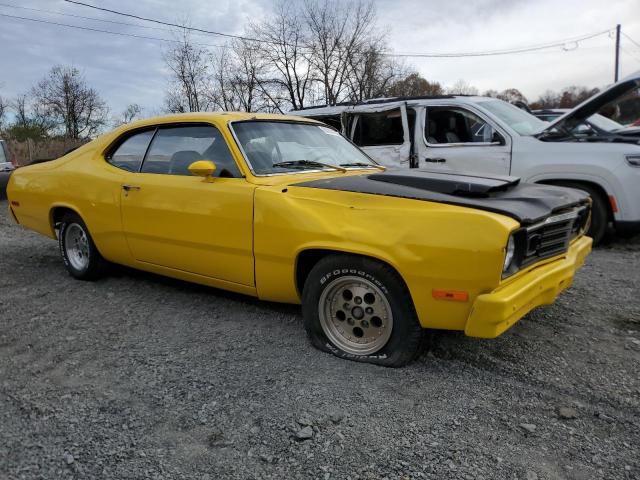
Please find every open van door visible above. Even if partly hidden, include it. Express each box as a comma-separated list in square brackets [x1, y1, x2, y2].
[347, 102, 412, 167]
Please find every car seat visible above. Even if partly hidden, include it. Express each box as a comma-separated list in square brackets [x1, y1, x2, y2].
[202, 140, 240, 178]
[426, 120, 439, 144]
[168, 150, 201, 175]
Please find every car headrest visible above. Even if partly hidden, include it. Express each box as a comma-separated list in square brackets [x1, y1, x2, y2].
[169, 150, 201, 175]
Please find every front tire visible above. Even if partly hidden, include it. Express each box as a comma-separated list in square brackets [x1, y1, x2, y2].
[302, 254, 423, 367]
[558, 182, 608, 245]
[58, 213, 104, 280]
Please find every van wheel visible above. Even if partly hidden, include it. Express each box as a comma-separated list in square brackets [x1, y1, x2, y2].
[557, 182, 608, 245]
[301, 254, 423, 367]
[58, 213, 105, 280]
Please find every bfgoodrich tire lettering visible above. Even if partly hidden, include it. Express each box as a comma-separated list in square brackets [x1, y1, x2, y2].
[58, 212, 105, 280]
[302, 254, 424, 367]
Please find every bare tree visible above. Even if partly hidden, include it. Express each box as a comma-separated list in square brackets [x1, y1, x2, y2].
[446, 79, 479, 96]
[12, 94, 30, 128]
[114, 103, 143, 127]
[31, 65, 108, 139]
[529, 86, 600, 110]
[345, 40, 404, 102]
[304, 0, 377, 105]
[251, 0, 313, 110]
[0, 95, 7, 130]
[164, 29, 213, 112]
[386, 72, 444, 97]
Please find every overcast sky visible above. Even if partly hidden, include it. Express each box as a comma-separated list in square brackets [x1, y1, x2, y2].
[1, 0, 639, 118]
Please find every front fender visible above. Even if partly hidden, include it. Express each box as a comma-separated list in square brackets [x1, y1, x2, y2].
[253, 186, 516, 330]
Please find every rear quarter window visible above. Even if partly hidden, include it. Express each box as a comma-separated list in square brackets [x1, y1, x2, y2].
[107, 130, 155, 172]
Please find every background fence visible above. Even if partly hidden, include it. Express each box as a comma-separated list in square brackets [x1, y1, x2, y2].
[5, 138, 88, 166]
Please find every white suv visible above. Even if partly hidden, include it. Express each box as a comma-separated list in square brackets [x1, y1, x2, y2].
[291, 71, 640, 244]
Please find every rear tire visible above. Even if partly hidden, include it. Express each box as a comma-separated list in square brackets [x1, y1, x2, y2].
[58, 212, 105, 280]
[301, 254, 423, 367]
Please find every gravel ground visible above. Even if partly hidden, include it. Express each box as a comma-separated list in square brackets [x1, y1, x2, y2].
[1, 198, 639, 480]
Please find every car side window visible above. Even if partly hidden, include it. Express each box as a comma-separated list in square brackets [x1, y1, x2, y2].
[352, 109, 404, 146]
[425, 107, 498, 145]
[141, 125, 241, 178]
[108, 130, 155, 172]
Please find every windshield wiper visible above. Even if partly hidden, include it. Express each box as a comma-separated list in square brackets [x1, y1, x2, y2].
[339, 162, 386, 171]
[272, 160, 347, 172]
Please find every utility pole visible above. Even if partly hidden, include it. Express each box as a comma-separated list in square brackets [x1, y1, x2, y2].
[614, 24, 621, 82]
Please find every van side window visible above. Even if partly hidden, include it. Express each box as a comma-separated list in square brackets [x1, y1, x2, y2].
[107, 130, 155, 172]
[425, 107, 496, 145]
[352, 109, 404, 146]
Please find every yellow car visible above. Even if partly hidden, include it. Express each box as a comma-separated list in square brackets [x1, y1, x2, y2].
[6, 113, 592, 366]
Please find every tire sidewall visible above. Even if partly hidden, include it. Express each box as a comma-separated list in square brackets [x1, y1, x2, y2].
[58, 215, 99, 279]
[302, 257, 421, 366]
[587, 194, 607, 244]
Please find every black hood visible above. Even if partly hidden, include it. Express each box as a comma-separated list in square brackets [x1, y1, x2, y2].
[292, 169, 590, 225]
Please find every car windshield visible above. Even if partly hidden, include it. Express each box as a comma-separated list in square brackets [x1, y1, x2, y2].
[479, 99, 547, 136]
[231, 121, 376, 175]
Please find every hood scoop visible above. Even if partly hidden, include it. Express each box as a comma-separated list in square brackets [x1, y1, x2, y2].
[369, 170, 521, 197]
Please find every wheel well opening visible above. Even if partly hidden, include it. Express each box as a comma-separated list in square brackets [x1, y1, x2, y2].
[295, 249, 334, 296]
[294, 249, 407, 298]
[537, 179, 613, 220]
[50, 207, 77, 233]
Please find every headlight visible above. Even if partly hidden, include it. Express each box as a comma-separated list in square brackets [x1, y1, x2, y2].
[503, 235, 515, 272]
[626, 154, 640, 167]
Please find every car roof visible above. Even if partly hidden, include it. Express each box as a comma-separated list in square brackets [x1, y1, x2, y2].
[289, 95, 497, 116]
[119, 111, 322, 130]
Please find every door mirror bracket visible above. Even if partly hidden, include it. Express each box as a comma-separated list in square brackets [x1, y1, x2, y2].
[491, 132, 506, 146]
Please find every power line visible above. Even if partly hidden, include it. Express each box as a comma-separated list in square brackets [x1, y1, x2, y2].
[63, 0, 266, 44]
[620, 46, 640, 64]
[62, 0, 615, 59]
[622, 31, 640, 50]
[0, 4, 618, 62]
[385, 28, 613, 58]
[0, 2, 176, 34]
[0, 12, 228, 49]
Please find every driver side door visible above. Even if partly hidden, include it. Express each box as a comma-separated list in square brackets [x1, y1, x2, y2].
[419, 105, 511, 175]
[113, 123, 255, 286]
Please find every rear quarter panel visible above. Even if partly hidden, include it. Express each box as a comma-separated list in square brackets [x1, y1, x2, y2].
[7, 138, 131, 264]
[254, 185, 517, 330]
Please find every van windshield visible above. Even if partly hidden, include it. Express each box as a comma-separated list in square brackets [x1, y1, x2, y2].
[479, 99, 547, 136]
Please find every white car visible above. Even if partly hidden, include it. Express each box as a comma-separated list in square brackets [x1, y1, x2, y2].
[291, 71, 640, 243]
[0, 140, 15, 173]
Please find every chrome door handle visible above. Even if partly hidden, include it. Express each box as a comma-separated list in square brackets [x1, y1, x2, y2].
[424, 157, 446, 163]
[122, 184, 141, 191]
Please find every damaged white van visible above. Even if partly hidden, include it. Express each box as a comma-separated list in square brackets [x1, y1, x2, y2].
[291, 71, 640, 244]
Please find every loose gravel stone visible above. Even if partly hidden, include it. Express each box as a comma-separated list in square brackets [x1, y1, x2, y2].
[0, 198, 639, 479]
[557, 406, 578, 419]
[519, 423, 537, 433]
[295, 426, 314, 441]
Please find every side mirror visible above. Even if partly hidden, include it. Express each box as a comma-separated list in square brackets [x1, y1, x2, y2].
[491, 131, 506, 146]
[188, 160, 217, 178]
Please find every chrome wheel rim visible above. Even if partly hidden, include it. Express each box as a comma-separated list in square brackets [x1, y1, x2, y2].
[319, 276, 393, 355]
[65, 223, 90, 271]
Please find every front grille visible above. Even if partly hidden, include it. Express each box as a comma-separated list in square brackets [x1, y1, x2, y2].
[521, 205, 590, 266]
